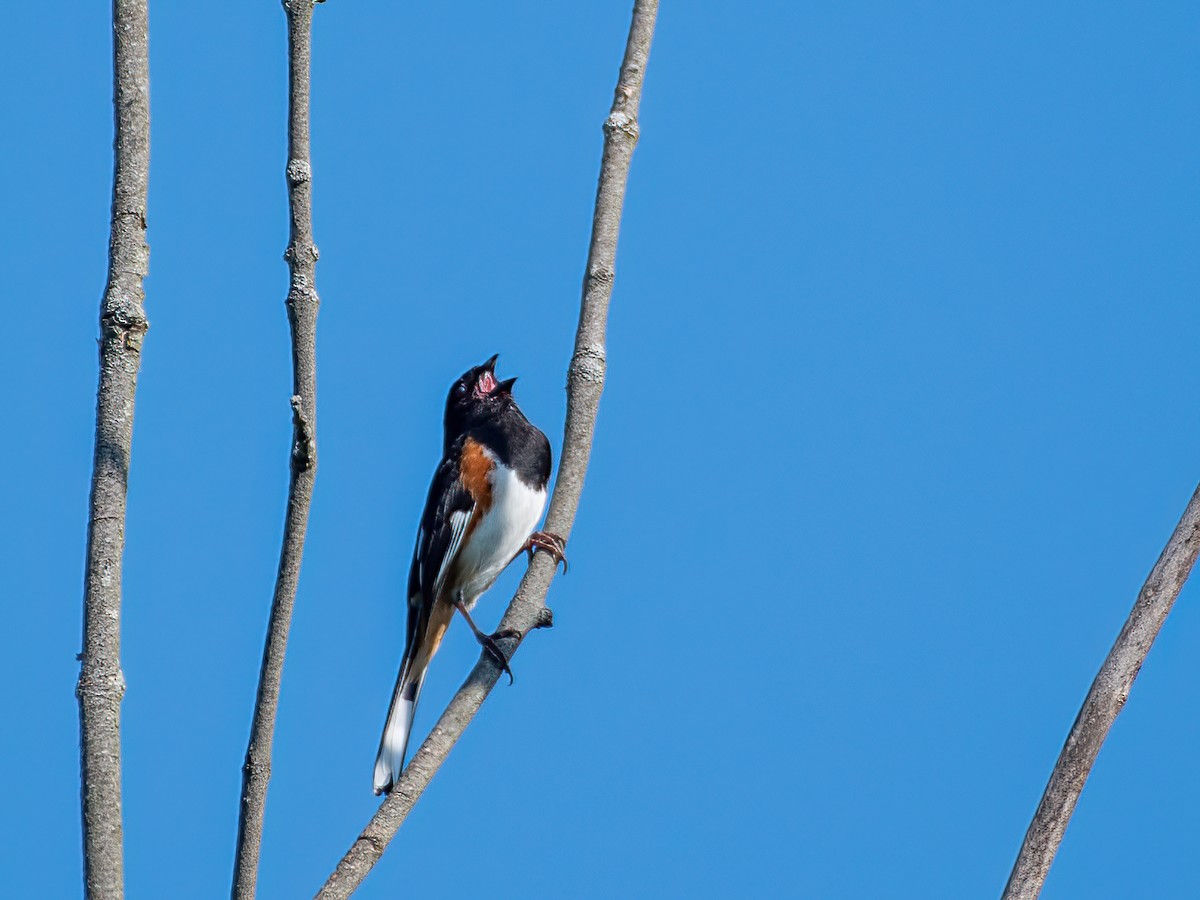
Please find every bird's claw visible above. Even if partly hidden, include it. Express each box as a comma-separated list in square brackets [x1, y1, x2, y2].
[478, 631, 515, 685]
[524, 530, 568, 574]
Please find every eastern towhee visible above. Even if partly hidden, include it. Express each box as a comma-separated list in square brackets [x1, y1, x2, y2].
[373, 355, 566, 795]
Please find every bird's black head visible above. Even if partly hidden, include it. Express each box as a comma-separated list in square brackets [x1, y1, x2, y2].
[443, 354, 518, 438]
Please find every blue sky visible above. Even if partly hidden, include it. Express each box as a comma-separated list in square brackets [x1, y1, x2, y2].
[3, 2, 1198, 897]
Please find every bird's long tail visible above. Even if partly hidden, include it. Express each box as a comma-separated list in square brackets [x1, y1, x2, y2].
[373, 601, 453, 795]
[372, 662, 427, 795]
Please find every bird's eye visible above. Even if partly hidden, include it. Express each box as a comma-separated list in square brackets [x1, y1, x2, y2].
[454, 382, 467, 397]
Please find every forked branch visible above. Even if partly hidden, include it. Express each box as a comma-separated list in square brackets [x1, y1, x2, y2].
[314, 2, 660, 896]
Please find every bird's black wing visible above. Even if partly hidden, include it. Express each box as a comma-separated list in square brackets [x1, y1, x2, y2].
[400, 447, 476, 672]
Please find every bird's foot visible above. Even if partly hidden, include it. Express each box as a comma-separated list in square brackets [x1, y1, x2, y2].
[477, 630, 516, 685]
[524, 531, 568, 574]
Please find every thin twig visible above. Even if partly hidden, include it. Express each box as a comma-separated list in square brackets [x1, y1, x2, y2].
[1002, 483, 1200, 899]
[77, 2, 150, 897]
[314, 2, 659, 896]
[231, 2, 322, 898]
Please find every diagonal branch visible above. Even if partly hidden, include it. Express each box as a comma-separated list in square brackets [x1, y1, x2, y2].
[314, 2, 660, 896]
[1002, 483, 1200, 899]
[77, 1, 150, 897]
[232, 2, 322, 898]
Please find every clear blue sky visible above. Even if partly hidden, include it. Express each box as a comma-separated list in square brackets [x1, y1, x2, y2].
[3, 2, 1198, 897]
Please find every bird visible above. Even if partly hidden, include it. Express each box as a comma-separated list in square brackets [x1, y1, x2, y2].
[373, 354, 566, 795]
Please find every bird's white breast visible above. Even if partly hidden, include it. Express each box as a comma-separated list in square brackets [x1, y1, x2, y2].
[456, 451, 546, 605]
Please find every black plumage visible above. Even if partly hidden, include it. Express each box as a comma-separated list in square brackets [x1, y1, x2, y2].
[373, 356, 563, 795]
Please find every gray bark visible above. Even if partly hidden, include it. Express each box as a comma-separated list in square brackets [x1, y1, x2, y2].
[313, 2, 659, 897]
[231, 2, 322, 898]
[77, 2, 150, 897]
[1002, 483, 1200, 899]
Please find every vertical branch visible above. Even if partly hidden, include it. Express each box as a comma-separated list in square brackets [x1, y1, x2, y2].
[77, 1, 150, 897]
[314, 2, 659, 897]
[1002, 484, 1200, 899]
[232, 2, 321, 898]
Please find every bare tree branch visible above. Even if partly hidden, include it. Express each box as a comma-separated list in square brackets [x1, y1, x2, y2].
[77, 2, 150, 897]
[1002, 483, 1200, 899]
[232, 2, 322, 897]
[314, 2, 659, 896]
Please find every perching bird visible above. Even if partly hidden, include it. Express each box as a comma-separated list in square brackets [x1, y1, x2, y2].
[373, 355, 566, 795]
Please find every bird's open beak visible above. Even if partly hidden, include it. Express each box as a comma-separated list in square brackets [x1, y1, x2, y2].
[473, 356, 504, 397]
[494, 376, 517, 395]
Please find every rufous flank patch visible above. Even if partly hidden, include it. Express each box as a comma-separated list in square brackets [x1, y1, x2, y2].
[460, 437, 494, 514]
